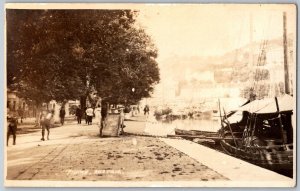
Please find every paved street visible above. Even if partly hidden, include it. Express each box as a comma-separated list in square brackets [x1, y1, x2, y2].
[6, 115, 227, 181]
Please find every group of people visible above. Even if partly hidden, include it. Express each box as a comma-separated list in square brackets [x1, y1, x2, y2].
[7, 103, 151, 146]
[74, 103, 124, 137]
[74, 103, 110, 136]
[128, 105, 150, 116]
[75, 106, 96, 125]
[38, 105, 92, 142]
[7, 108, 55, 145]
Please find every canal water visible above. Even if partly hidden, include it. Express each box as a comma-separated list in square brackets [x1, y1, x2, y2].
[144, 115, 221, 136]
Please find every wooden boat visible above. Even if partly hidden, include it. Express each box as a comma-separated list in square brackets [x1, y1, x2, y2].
[174, 128, 218, 137]
[219, 95, 293, 174]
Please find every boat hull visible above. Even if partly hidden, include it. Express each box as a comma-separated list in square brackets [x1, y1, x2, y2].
[175, 128, 218, 137]
[220, 139, 293, 173]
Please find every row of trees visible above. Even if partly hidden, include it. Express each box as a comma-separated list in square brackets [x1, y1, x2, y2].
[7, 9, 160, 110]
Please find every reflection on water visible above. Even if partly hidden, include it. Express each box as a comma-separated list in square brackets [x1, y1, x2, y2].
[144, 115, 221, 136]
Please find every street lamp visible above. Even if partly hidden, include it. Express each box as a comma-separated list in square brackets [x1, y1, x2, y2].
[131, 87, 135, 117]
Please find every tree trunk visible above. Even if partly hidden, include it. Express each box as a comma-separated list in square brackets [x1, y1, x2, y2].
[80, 96, 86, 109]
[35, 102, 42, 126]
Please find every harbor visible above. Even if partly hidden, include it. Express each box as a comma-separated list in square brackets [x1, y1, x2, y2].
[5, 4, 296, 188]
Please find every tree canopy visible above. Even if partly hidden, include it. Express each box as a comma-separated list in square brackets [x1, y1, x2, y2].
[7, 9, 160, 106]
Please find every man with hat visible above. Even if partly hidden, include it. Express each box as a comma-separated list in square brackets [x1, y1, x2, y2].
[7, 115, 18, 146]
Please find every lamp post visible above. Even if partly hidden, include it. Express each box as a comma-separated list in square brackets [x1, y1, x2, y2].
[131, 88, 135, 117]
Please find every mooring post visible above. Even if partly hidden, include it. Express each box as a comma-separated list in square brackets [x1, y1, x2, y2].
[275, 97, 286, 144]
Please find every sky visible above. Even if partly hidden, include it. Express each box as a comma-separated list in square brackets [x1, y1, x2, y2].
[137, 4, 296, 63]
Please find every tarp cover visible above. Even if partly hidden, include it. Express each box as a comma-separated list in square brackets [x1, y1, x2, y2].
[237, 94, 293, 114]
[226, 110, 244, 124]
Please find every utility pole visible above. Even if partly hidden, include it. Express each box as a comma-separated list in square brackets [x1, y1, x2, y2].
[283, 12, 290, 95]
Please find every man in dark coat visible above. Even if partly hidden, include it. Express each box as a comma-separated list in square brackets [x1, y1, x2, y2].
[59, 107, 66, 125]
[75, 106, 82, 124]
[7, 116, 17, 146]
[144, 105, 150, 115]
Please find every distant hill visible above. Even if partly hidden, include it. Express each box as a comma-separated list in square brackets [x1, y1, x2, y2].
[159, 33, 294, 86]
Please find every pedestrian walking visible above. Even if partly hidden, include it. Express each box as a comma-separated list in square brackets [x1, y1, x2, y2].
[40, 110, 54, 141]
[119, 108, 126, 135]
[86, 107, 94, 125]
[17, 108, 24, 123]
[94, 105, 101, 125]
[59, 107, 66, 125]
[132, 105, 138, 116]
[7, 115, 17, 146]
[144, 105, 150, 115]
[75, 106, 82, 124]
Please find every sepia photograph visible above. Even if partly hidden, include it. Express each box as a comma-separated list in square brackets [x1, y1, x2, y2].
[4, 3, 296, 187]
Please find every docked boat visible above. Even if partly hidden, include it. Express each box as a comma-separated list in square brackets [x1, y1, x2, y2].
[174, 128, 218, 137]
[219, 95, 293, 173]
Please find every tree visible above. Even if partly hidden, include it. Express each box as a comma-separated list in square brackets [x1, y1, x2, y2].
[7, 10, 87, 106]
[7, 9, 160, 109]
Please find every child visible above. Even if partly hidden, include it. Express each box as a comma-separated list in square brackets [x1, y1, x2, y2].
[86, 107, 94, 125]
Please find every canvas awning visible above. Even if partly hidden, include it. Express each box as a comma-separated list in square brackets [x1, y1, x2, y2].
[237, 94, 293, 114]
[226, 110, 244, 124]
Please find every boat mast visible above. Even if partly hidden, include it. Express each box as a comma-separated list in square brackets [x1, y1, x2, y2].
[283, 12, 290, 95]
[249, 13, 253, 67]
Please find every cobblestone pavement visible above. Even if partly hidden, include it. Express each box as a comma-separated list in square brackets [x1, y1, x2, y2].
[6, 117, 228, 181]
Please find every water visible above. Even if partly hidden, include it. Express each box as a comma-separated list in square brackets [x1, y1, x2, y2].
[144, 115, 221, 136]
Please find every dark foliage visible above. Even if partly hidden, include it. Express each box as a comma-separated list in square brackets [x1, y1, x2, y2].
[7, 9, 160, 106]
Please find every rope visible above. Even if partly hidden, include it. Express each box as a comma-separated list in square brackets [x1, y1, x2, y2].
[251, 13, 277, 100]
